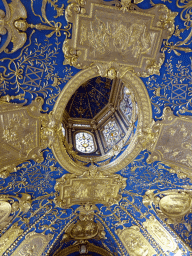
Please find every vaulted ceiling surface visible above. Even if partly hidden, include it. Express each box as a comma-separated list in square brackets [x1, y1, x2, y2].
[0, 0, 192, 256]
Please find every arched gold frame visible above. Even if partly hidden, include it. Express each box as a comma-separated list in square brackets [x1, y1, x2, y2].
[54, 243, 113, 256]
[52, 66, 152, 175]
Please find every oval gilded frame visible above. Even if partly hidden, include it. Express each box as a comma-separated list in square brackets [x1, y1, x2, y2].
[52, 66, 152, 175]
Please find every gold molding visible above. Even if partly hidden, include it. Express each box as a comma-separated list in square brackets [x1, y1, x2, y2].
[143, 216, 178, 253]
[52, 66, 152, 175]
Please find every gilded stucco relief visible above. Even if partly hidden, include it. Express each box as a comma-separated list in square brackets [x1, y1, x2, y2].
[0, 0, 192, 255]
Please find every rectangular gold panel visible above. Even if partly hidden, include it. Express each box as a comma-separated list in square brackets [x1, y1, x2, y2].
[117, 226, 156, 256]
[64, 0, 177, 76]
[55, 173, 126, 207]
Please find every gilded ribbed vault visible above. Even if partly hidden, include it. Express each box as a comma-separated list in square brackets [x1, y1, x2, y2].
[0, 0, 192, 255]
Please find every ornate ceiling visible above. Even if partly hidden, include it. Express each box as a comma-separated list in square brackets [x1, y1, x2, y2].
[0, 0, 192, 255]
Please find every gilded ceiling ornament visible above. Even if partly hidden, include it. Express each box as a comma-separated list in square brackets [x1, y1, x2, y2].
[147, 107, 192, 181]
[54, 166, 127, 208]
[63, 0, 177, 77]
[143, 216, 180, 253]
[161, 0, 192, 55]
[0, 0, 27, 54]
[0, 223, 23, 255]
[143, 189, 192, 226]
[0, 193, 31, 231]
[11, 231, 53, 256]
[52, 67, 152, 175]
[116, 226, 156, 256]
[0, 96, 60, 178]
[62, 204, 106, 241]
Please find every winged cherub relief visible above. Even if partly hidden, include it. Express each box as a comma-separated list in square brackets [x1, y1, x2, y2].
[0, 0, 28, 54]
[0, 0, 69, 54]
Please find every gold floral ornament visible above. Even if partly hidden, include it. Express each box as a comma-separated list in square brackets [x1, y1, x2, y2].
[54, 165, 127, 208]
[0, 96, 58, 178]
[63, 0, 177, 77]
[146, 107, 192, 181]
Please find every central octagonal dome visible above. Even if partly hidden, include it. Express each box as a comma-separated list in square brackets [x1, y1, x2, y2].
[62, 76, 138, 165]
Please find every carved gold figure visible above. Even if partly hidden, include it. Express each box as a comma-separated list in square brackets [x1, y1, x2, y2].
[0, 0, 69, 54]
